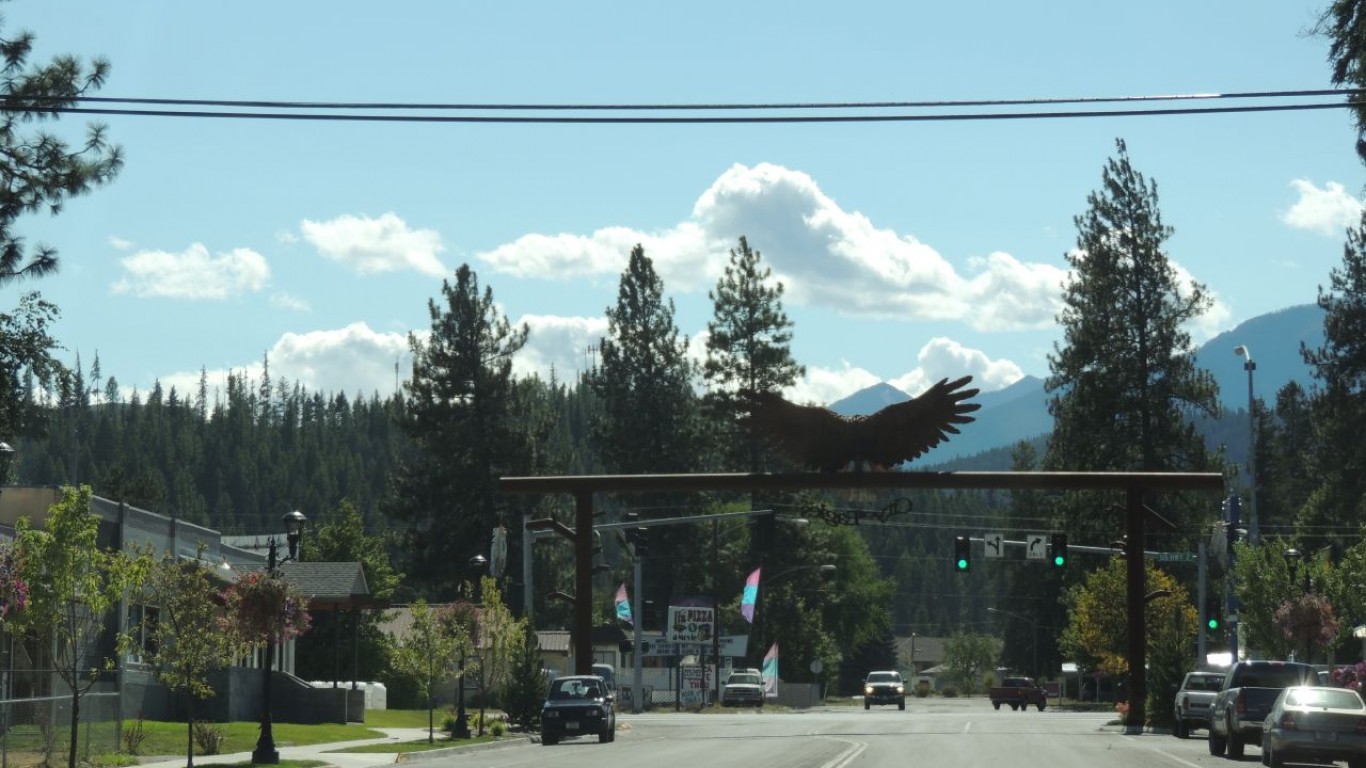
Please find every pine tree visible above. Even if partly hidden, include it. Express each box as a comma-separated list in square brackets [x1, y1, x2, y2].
[1318, 1, 1366, 165]
[388, 264, 529, 597]
[1043, 139, 1221, 543]
[703, 236, 804, 471]
[0, 14, 122, 284]
[1298, 210, 1366, 551]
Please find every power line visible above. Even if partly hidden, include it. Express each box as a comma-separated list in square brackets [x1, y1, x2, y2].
[42, 101, 1348, 124]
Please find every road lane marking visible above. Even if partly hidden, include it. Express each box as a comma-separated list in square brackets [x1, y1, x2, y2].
[815, 737, 867, 768]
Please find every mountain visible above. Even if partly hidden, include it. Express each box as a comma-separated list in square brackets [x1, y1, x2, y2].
[825, 303, 1326, 467]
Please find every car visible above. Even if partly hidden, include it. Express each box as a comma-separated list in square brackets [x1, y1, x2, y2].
[864, 670, 906, 710]
[1172, 670, 1225, 738]
[721, 670, 765, 707]
[1261, 685, 1366, 768]
[540, 674, 616, 746]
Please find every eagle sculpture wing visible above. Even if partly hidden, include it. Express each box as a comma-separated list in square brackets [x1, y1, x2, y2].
[744, 376, 980, 472]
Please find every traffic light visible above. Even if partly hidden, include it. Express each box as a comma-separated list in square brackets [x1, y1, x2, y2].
[1205, 592, 1222, 632]
[623, 512, 648, 556]
[954, 536, 971, 572]
[1050, 534, 1068, 567]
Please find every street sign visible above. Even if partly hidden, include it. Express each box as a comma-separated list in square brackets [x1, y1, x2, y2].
[984, 532, 1004, 559]
[642, 634, 749, 658]
[1156, 551, 1197, 562]
[666, 606, 715, 643]
[1026, 534, 1047, 560]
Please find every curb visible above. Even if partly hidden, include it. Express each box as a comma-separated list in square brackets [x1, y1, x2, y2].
[395, 736, 534, 762]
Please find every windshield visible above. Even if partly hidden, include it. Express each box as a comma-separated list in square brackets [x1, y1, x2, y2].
[1286, 687, 1364, 709]
[867, 672, 901, 683]
[548, 679, 604, 700]
[728, 674, 762, 686]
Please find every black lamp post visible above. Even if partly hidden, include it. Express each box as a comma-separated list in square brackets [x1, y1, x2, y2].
[452, 554, 487, 739]
[251, 510, 307, 765]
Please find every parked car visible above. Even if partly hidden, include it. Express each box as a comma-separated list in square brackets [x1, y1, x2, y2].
[721, 670, 765, 707]
[540, 674, 616, 746]
[1172, 670, 1225, 738]
[1208, 660, 1318, 759]
[989, 676, 1047, 712]
[1262, 685, 1366, 768]
[863, 670, 906, 710]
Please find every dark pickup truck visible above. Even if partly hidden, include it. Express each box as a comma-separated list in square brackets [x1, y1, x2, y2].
[990, 676, 1048, 711]
[1208, 660, 1318, 759]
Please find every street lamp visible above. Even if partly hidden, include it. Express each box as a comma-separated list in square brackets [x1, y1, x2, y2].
[252, 510, 307, 765]
[452, 554, 487, 739]
[988, 607, 1038, 678]
[1234, 345, 1258, 544]
[1283, 548, 1311, 594]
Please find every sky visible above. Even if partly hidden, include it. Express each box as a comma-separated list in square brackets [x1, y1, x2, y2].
[6, 1, 1364, 407]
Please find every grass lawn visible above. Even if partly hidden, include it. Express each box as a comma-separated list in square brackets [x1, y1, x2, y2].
[358, 709, 448, 728]
[330, 734, 503, 754]
[127, 720, 386, 757]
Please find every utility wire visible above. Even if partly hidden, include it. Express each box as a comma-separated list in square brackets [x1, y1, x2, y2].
[28, 86, 1366, 111]
[40, 101, 1349, 124]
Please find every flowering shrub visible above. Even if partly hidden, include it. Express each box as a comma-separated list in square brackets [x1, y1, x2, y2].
[223, 569, 310, 643]
[1272, 594, 1340, 651]
[1115, 701, 1130, 719]
[1333, 662, 1366, 691]
[0, 547, 27, 620]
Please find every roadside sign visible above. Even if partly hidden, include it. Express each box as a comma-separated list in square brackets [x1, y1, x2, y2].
[680, 667, 706, 707]
[1156, 551, 1197, 562]
[984, 532, 1004, 559]
[1026, 534, 1047, 560]
[666, 606, 715, 643]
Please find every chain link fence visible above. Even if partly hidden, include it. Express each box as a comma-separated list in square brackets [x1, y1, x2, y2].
[0, 691, 120, 768]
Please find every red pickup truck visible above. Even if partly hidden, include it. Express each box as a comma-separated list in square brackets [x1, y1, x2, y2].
[990, 676, 1048, 711]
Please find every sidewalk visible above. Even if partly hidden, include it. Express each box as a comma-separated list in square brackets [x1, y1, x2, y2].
[135, 727, 528, 768]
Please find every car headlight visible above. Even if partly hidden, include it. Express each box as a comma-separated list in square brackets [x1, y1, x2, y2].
[896, 685, 904, 693]
[864, 686, 874, 694]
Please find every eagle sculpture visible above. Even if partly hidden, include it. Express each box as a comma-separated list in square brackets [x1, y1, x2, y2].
[743, 376, 981, 472]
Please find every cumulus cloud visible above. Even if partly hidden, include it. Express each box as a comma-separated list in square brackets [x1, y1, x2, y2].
[476, 163, 1067, 330]
[888, 337, 1025, 397]
[513, 314, 610, 381]
[300, 212, 446, 277]
[271, 292, 311, 312]
[108, 236, 133, 251]
[112, 243, 269, 299]
[1282, 180, 1363, 236]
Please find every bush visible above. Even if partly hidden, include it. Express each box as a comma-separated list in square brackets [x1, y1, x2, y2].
[489, 718, 507, 737]
[192, 721, 225, 756]
[914, 682, 932, 698]
[121, 714, 147, 755]
[940, 686, 959, 698]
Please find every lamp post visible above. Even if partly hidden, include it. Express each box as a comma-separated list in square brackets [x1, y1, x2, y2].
[987, 607, 1038, 678]
[252, 510, 307, 765]
[1234, 345, 1258, 544]
[453, 554, 487, 740]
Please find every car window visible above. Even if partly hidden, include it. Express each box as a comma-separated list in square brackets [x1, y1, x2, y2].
[1243, 667, 1317, 688]
[728, 674, 761, 686]
[866, 672, 899, 683]
[1186, 674, 1224, 691]
[1286, 687, 1364, 709]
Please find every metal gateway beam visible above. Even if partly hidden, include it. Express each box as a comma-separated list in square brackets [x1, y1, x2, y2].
[500, 470, 1224, 726]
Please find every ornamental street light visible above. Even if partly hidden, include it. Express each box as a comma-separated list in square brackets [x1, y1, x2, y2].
[251, 510, 307, 765]
[452, 554, 487, 739]
[1234, 345, 1258, 544]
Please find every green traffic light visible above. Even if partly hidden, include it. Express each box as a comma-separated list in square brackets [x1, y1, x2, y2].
[956, 558, 968, 570]
[1053, 555, 1065, 567]
[1207, 618, 1220, 630]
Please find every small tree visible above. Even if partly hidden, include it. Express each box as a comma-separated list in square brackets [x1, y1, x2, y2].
[942, 632, 999, 695]
[131, 554, 239, 768]
[390, 600, 460, 743]
[502, 632, 544, 731]
[13, 486, 150, 768]
[470, 577, 523, 735]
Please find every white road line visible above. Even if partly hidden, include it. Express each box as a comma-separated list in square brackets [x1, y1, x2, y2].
[816, 737, 868, 768]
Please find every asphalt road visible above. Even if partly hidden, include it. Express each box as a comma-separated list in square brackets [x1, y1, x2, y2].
[403, 697, 1279, 768]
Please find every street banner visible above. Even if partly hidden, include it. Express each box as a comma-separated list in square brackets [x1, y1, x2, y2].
[762, 642, 779, 699]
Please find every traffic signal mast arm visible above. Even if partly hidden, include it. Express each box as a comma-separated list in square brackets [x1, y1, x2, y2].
[966, 535, 1164, 558]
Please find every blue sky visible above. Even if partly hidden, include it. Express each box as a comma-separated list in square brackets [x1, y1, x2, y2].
[7, 1, 1362, 407]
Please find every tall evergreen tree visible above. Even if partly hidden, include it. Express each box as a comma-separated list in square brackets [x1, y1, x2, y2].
[589, 245, 706, 603]
[1043, 139, 1221, 544]
[388, 264, 529, 598]
[1318, 0, 1366, 166]
[702, 236, 804, 471]
[1298, 210, 1366, 551]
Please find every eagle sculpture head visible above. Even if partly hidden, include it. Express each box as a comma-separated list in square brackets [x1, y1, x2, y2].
[742, 376, 981, 472]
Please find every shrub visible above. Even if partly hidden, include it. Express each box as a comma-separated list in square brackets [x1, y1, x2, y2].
[940, 686, 959, 698]
[192, 721, 225, 756]
[121, 714, 147, 755]
[914, 682, 932, 698]
[490, 719, 507, 737]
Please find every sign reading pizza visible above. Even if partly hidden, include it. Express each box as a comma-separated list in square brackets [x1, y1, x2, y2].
[666, 606, 715, 644]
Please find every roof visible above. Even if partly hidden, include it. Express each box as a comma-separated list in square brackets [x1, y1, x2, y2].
[278, 561, 377, 609]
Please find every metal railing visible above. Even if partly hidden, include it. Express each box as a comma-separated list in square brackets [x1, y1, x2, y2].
[0, 692, 120, 768]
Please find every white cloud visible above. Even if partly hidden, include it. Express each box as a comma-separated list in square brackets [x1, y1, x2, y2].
[108, 236, 133, 251]
[888, 337, 1025, 397]
[513, 314, 610, 381]
[300, 212, 446, 277]
[476, 163, 1067, 330]
[1282, 180, 1363, 236]
[112, 243, 269, 300]
[271, 292, 311, 312]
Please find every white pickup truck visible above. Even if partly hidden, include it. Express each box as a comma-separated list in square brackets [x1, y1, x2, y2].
[1172, 670, 1225, 738]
